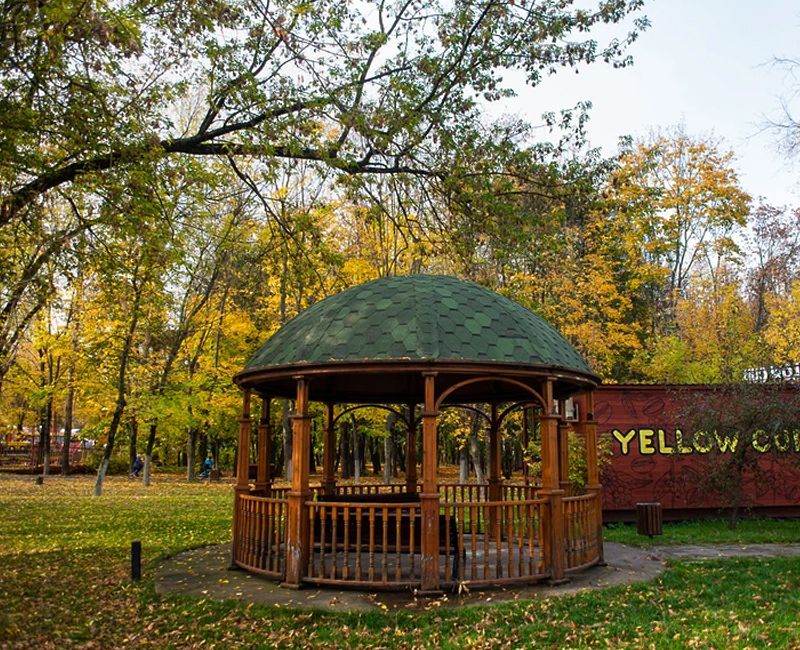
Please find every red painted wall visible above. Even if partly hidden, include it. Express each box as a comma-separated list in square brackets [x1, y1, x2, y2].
[594, 385, 800, 519]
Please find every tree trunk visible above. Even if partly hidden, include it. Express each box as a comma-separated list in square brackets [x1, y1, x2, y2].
[352, 415, 361, 483]
[371, 436, 382, 475]
[94, 386, 128, 496]
[143, 423, 157, 486]
[728, 464, 745, 530]
[282, 399, 292, 481]
[61, 368, 74, 475]
[469, 413, 486, 484]
[339, 420, 352, 480]
[40, 400, 52, 476]
[128, 417, 138, 475]
[94, 264, 145, 496]
[459, 445, 469, 483]
[200, 432, 209, 467]
[502, 438, 513, 479]
[383, 412, 397, 484]
[187, 428, 198, 481]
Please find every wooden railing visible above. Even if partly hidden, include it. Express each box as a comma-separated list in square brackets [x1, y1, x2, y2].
[501, 483, 539, 501]
[439, 483, 487, 503]
[334, 483, 415, 496]
[233, 494, 287, 578]
[266, 481, 541, 502]
[233, 482, 595, 588]
[305, 500, 424, 587]
[563, 493, 601, 571]
[442, 499, 548, 585]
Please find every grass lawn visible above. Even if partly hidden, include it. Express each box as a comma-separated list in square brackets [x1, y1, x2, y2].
[3, 474, 800, 649]
[604, 517, 800, 546]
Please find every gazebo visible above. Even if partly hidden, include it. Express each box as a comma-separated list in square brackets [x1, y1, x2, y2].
[231, 275, 603, 593]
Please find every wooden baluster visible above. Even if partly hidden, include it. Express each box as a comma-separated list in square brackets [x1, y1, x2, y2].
[395, 506, 402, 582]
[330, 505, 339, 580]
[470, 504, 478, 581]
[444, 506, 451, 582]
[508, 503, 516, 578]
[277, 500, 285, 573]
[269, 501, 276, 573]
[368, 508, 376, 582]
[566, 501, 573, 569]
[240, 499, 248, 566]
[381, 506, 389, 584]
[580, 501, 587, 565]
[266, 502, 275, 572]
[483, 504, 490, 580]
[457, 508, 465, 582]
[408, 507, 416, 581]
[262, 502, 269, 571]
[320, 505, 329, 579]
[277, 501, 285, 574]
[261, 501, 269, 570]
[306, 505, 315, 579]
[355, 506, 363, 582]
[575, 502, 580, 566]
[504, 503, 512, 578]
[256, 501, 264, 570]
[572, 501, 578, 567]
[515, 502, 523, 578]
[250, 500, 257, 568]
[342, 505, 350, 580]
[245, 499, 253, 567]
[525, 502, 534, 577]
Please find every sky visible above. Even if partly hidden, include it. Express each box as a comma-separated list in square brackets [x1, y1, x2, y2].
[508, 0, 800, 208]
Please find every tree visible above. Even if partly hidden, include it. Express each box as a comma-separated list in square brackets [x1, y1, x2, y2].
[0, 195, 89, 392]
[637, 271, 758, 384]
[763, 280, 800, 365]
[677, 383, 800, 529]
[607, 128, 751, 334]
[131, 162, 250, 485]
[1, 0, 647, 229]
[745, 204, 800, 332]
[1, 1, 649, 388]
[77, 181, 174, 495]
[768, 55, 800, 159]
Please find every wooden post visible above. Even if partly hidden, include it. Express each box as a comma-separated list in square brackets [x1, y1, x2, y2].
[255, 396, 271, 496]
[405, 403, 418, 493]
[230, 388, 252, 569]
[558, 401, 572, 496]
[538, 379, 567, 583]
[488, 403, 501, 499]
[522, 406, 530, 484]
[487, 403, 502, 544]
[322, 403, 337, 496]
[282, 377, 312, 589]
[583, 391, 604, 563]
[419, 372, 441, 594]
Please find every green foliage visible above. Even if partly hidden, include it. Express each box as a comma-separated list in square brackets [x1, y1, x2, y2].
[526, 429, 612, 493]
[85, 448, 130, 475]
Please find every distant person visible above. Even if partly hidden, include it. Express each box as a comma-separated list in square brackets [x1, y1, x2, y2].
[130, 455, 144, 478]
[201, 456, 214, 479]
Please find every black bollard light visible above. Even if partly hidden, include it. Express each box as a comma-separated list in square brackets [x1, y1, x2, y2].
[131, 540, 141, 581]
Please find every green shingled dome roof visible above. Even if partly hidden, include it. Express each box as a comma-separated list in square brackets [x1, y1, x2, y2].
[243, 275, 593, 374]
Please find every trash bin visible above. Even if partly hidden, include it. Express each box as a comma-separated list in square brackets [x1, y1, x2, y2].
[636, 502, 663, 538]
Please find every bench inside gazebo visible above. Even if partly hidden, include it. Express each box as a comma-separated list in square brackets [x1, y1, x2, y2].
[230, 275, 604, 594]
